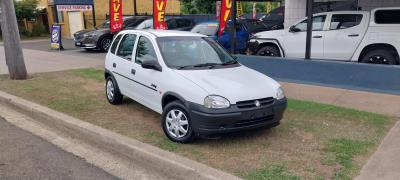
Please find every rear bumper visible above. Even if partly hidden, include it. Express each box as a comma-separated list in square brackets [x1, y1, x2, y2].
[188, 98, 287, 136]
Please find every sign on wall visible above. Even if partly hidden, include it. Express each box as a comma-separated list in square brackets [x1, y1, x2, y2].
[54, 0, 94, 5]
[218, 0, 232, 37]
[50, 25, 62, 50]
[153, 0, 167, 30]
[110, 0, 123, 33]
[56, 5, 92, 11]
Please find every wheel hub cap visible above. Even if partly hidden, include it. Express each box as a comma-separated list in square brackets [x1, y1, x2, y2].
[106, 80, 114, 100]
[166, 109, 189, 138]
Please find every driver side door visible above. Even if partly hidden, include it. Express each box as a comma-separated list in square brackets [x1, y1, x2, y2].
[281, 15, 327, 59]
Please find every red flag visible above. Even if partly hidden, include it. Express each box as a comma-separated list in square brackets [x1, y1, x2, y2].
[153, 0, 167, 30]
[110, 0, 123, 33]
[252, 3, 257, 19]
[218, 0, 232, 37]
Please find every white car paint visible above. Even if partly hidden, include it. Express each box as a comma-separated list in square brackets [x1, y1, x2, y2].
[251, 7, 400, 62]
[105, 30, 283, 114]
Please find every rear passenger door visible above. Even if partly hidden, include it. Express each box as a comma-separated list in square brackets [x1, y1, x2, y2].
[324, 13, 367, 60]
[111, 33, 139, 99]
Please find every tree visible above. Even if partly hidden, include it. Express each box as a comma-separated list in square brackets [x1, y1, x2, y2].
[14, 0, 39, 21]
[181, 0, 216, 14]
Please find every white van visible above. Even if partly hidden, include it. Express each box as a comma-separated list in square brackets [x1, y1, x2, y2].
[105, 30, 287, 143]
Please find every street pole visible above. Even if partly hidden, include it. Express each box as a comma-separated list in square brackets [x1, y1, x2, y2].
[305, 0, 314, 60]
[230, 0, 237, 54]
[133, 0, 137, 16]
[0, 0, 28, 80]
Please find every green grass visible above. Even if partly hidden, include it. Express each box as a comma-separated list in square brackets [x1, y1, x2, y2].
[325, 138, 373, 180]
[72, 68, 104, 82]
[0, 69, 395, 180]
[239, 166, 301, 180]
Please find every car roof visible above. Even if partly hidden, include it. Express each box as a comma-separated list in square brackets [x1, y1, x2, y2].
[121, 30, 207, 38]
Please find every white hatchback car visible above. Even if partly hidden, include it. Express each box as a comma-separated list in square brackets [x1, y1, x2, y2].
[105, 30, 287, 143]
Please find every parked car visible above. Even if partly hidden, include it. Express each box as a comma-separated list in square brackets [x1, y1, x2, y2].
[260, 6, 285, 31]
[248, 7, 400, 65]
[191, 19, 272, 53]
[74, 16, 195, 52]
[104, 30, 287, 143]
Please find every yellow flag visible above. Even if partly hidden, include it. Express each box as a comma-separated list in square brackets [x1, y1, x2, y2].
[237, 1, 243, 17]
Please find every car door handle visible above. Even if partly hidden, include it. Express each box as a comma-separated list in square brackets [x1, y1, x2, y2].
[112, 63, 116, 68]
[348, 34, 359, 37]
[131, 69, 136, 75]
[312, 35, 323, 38]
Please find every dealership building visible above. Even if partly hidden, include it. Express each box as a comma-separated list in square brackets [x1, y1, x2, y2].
[284, 0, 400, 28]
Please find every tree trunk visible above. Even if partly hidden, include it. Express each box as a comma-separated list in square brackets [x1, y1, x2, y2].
[0, 0, 28, 80]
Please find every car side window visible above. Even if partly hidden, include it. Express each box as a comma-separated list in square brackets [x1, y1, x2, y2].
[110, 34, 123, 54]
[167, 19, 177, 29]
[176, 19, 191, 28]
[135, 36, 157, 64]
[295, 15, 326, 31]
[116, 34, 137, 60]
[330, 14, 363, 30]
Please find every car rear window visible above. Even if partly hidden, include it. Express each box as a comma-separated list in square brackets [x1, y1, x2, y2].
[375, 10, 400, 24]
[191, 24, 218, 36]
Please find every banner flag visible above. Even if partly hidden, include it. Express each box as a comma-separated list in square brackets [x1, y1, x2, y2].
[153, 0, 167, 30]
[218, 0, 232, 37]
[110, 0, 123, 33]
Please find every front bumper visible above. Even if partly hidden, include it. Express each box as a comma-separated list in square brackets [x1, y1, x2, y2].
[247, 38, 260, 55]
[188, 98, 287, 136]
[74, 37, 98, 49]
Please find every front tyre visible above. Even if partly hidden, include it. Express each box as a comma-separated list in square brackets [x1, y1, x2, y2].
[257, 46, 281, 57]
[106, 76, 123, 105]
[99, 37, 112, 52]
[162, 101, 194, 143]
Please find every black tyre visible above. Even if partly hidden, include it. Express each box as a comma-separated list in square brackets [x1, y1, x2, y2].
[105, 76, 123, 105]
[162, 101, 195, 143]
[257, 46, 281, 57]
[99, 37, 112, 52]
[361, 49, 397, 65]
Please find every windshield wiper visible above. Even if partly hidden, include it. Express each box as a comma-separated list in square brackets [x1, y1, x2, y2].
[194, 63, 221, 69]
[222, 60, 238, 65]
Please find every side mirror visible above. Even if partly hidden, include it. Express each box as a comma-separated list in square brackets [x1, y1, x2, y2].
[289, 26, 301, 33]
[141, 60, 162, 71]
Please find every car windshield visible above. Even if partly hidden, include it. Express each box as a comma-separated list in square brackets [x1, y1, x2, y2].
[190, 24, 218, 36]
[98, 21, 110, 29]
[157, 36, 237, 69]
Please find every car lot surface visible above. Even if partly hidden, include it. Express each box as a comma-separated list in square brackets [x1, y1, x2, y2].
[0, 117, 117, 180]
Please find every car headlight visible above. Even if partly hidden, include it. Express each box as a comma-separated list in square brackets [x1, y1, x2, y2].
[276, 87, 285, 100]
[204, 95, 230, 109]
[84, 33, 97, 38]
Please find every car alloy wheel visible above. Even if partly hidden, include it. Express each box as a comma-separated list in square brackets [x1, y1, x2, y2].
[260, 50, 275, 56]
[102, 38, 112, 51]
[368, 55, 389, 64]
[106, 79, 114, 101]
[165, 109, 189, 138]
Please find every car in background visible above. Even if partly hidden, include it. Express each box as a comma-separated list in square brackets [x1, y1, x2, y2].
[191, 19, 271, 53]
[248, 8, 400, 65]
[74, 16, 195, 51]
[259, 6, 285, 31]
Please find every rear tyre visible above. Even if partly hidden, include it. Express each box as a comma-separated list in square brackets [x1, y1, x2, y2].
[162, 101, 195, 143]
[99, 37, 112, 52]
[257, 46, 281, 57]
[361, 49, 397, 65]
[106, 76, 123, 105]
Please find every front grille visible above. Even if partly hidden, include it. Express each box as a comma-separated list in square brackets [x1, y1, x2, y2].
[236, 97, 274, 109]
[235, 115, 274, 127]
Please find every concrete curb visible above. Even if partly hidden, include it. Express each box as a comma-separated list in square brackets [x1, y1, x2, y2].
[0, 91, 241, 180]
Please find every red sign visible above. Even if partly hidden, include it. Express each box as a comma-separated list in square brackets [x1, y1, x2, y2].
[153, 0, 167, 30]
[218, 0, 232, 37]
[110, 0, 123, 33]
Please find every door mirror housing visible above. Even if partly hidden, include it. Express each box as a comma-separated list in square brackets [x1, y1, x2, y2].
[141, 60, 162, 71]
[289, 26, 301, 33]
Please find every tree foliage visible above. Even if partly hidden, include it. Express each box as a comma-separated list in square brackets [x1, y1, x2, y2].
[14, 0, 39, 20]
[181, 0, 216, 14]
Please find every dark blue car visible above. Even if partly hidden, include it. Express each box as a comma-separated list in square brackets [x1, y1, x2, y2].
[191, 19, 270, 53]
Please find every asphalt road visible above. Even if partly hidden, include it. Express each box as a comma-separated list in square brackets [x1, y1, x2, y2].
[0, 117, 118, 180]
